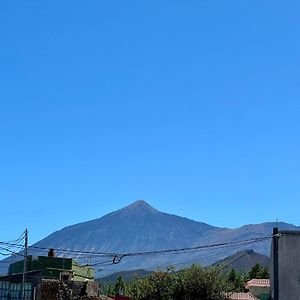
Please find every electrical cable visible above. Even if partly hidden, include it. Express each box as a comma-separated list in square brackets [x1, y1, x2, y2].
[0, 234, 272, 267]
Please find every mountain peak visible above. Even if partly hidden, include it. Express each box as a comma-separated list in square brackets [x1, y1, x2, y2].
[124, 200, 157, 212]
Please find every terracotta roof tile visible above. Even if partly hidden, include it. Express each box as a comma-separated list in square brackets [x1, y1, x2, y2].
[246, 278, 270, 288]
[229, 292, 259, 300]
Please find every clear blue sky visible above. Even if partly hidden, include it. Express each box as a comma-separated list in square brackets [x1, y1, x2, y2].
[0, 1, 299, 245]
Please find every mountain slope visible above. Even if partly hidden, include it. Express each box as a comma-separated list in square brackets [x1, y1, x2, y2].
[1, 200, 298, 276]
[213, 249, 270, 273]
[99, 269, 152, 283]
[35, 200, 222, 253]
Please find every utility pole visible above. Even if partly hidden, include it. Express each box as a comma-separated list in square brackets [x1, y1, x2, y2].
[273, 227, 279, 300]
[22, 229, 28, 300]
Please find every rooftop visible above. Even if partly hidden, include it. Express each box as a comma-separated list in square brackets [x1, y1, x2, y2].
[229, 293, 259, 300]
[246, 279, 270, 288]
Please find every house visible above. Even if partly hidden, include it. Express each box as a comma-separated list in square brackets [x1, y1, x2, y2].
[245, 279, 270, 300]
[8, 254, 94, 282]
[228, 278, 270, 300]
[229, 292, 259, 300]
[0, 250, 99, 300]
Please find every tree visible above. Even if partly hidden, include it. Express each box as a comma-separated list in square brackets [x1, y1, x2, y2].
[247, 263, 269, 280]
[123, 265, 229, 300]
[103, 282, 115, 296]
[174, 265, 229, 300]
[135, 270, 176, 300]
[114, 276, 126, 295]
[226, 269, 245, 292]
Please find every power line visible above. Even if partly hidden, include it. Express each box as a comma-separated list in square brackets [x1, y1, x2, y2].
[0, 252, 12, 256]
[0, 246, 24, 257]
[117, 235, 271, 259]
[0, 234, 272, 268]
[0, 241, 117, 257]
[2, 231, 26, 246]
[1, 235, 272, 258]
[88, 235, 272, 267]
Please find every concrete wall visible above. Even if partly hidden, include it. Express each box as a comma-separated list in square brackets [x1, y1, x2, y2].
[271, 230, 300, 300]
[71, 262, 94, 282]
[0, 273, 99, 300]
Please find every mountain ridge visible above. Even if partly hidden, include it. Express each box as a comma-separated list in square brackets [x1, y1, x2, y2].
[1, 200, 299, 276]
[213, 249, 270, 273]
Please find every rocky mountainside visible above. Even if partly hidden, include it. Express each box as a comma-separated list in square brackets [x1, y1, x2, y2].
[1, 200, 298, 276]
[213, 249, 270, 273]
[34, 200, 222, 253]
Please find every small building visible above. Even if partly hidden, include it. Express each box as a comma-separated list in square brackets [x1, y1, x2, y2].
[229, 292, 259, 300]
[245, 279, 270, 300]
[8, 255, 94, 282]
[0, 252, 99, 300]
[0, 271, 40, 300]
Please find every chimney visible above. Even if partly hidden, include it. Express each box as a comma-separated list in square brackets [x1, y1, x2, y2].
[48, 248, 55, 257]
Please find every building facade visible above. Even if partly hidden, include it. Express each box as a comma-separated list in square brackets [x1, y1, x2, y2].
[245, 279, 270, 300]
[0, 254, 98, 300]
[270, 228, 300, 300]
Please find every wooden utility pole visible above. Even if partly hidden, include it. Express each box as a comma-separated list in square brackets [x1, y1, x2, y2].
[22, 229, 28, 300]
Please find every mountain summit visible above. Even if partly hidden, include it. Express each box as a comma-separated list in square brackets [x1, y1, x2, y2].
[116, 200, 158, 216]
[125, 200, 156, 210]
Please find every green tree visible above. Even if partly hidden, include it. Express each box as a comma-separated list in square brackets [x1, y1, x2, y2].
[174, 265, 229, 300]
[114, 276, 126, 295]
[226, 269, 245, 292]
[103, 282, 115, 296]
[136, 270, 176, 300]
[124, 265, 229, 300]
[247, 263, 269, 280]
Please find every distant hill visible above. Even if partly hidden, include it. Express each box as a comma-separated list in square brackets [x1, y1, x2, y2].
[0, 200, 298, 276]
[99, 249, 270, 282]
[213, 249, 270, 273]
[99, 269, 152, 283]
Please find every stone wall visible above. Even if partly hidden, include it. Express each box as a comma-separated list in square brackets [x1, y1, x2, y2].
[40, 279, 101, 300]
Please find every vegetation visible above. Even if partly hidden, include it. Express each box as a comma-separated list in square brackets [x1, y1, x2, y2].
[102, 263, 269, 299]
[226, 268, 245, 292]
[246, 263, 269, 280]
[225, 263, 269, 293]
[103, 265, 230, 300]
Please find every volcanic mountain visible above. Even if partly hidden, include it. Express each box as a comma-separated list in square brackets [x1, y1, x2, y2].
[1, 200, 298, 276]
[213, 249, 270, 273]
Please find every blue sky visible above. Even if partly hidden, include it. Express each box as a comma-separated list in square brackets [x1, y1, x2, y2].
[0, 1, 299, 244]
